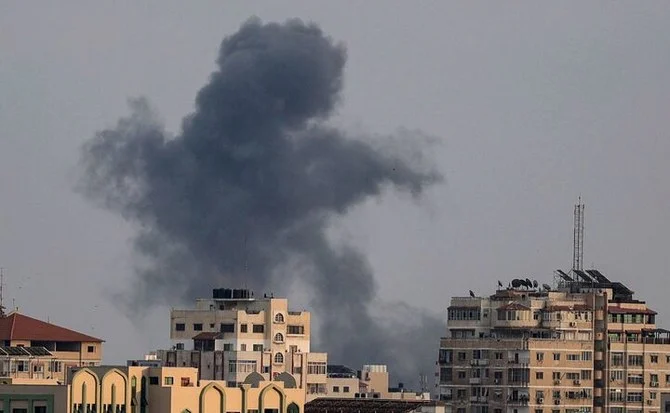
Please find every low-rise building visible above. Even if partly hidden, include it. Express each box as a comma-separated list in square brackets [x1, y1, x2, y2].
[0, 311, 103, 383]
[0, 365, 305, 413]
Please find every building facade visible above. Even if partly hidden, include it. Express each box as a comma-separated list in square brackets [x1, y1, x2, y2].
[0, 365, 305, 413]
[158, 289, 328, 400]
[0, 311, 103, 384]
[437, 269, 670, 413]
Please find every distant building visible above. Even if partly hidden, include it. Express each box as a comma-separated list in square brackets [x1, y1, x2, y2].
[437, 269, 670, 413]
[325, 364, 430, 401]
[156, 288, 328, 400]
[0, 365, 304, 413]
[0, 311, 103, 383]
[305, 398, 446, 413]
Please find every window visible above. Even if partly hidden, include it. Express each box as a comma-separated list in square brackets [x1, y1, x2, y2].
[582, 351, 592, 361]
[193, 323, 203, 331]
[241, 344, 247, 351]
[567, 353, 580, 361]
[307, 362, 326, 374]
[581, 370, 591, 380]
[457, 352, 467, 361]
[494, 352, 503, 360]
[209, 323, 215, 328]
[627, 392, 643, 402]
[228, 360, 257, 373]
[611, 352, 624, 366]
[458, 371, 466, 379]
[628, 355, 643, 366]
[610, 370, 624, 381]
[536, 352, 544, 361]
[553, 353, 560, 361]
[223, 343, 233, 351]
[227, 381, 237, 387]
[149, 376, 159, 385]
[240, 324, 248, 333]
[333, 386, 340, 393]
[274, 332, 284, 343]
[287, 325, 304, 335]
[552, 372, 560, 380]
[87, 345, 95, 353]
[274, 352, 284, 364]
[253, 344, 264, 352]
[536, 372, 543, 380]
[343, 386, 350, 393]
[175, 323, 185, 331]
[275, 313, 285, 323]
[651, 354, 658, 363]
[164, 376, 174, 385]
[253, 324, 265, 333]
[220, 323, 235, 333]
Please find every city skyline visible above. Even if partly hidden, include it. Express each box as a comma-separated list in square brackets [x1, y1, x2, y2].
[2, 1, 670, 392]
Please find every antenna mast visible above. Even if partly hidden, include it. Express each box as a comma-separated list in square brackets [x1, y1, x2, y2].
[0, 268, 5, 316]
[572, 198, 585, 271]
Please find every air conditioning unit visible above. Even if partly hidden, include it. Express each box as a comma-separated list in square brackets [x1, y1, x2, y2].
[569, 322, 576, 327]
[573, 380, 581, 385]
[554, 400, 561, 405]
[651, 382, 659, 387]
[537, 398, 544, 404]
[494, 379, 500, 384]
[553, 380, 561, 385]
[647, 400, 653, 405]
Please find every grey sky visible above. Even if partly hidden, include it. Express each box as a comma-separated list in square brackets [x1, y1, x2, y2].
[2, 1, 670, 380]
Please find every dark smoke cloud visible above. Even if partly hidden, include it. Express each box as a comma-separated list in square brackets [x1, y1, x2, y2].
[78, 17, 443, 388]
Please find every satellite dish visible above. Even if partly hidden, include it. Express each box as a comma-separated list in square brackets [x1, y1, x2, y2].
[469, 290, 475, 298]
[525, 278, 532, 288]
[511, 279, 522, 288]
[542, 284, 551, 291]
[533, 280, 538, 288]
[498, 280, 503, 288]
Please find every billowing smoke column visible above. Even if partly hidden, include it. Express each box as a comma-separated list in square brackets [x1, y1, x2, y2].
[79, 18, 443, 387]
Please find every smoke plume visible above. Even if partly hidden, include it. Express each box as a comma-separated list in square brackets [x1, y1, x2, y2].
[79, 18, 443, 388]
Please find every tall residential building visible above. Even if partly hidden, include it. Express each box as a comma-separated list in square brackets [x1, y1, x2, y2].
[158, 288, 328, 400]
[437, 269, 670, 413]
[0, 311, 103, 383]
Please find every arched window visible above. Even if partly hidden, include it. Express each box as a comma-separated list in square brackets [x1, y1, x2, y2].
[274, 332, 284, 343]
[288, 402, 300, 413]
[274, 313, 284, 323]
[274, 352, 284, 364]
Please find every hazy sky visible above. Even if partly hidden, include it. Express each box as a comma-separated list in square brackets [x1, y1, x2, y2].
[2, 1, 670, 374]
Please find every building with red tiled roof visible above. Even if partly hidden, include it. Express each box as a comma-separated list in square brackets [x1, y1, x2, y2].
[0, 311, 103, 383]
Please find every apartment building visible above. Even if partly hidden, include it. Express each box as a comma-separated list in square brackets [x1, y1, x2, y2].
[0, 311, 103, 383]
[437, 269, 670, 413]
[158, 288, 328, 400]
[0, 364, 304, 413]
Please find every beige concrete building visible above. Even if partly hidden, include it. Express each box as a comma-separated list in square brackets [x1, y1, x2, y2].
[437, 269, 670, 413]
[325, 364, 430, 401]
[0, 365, 304, 413]
[0, 311, 103, 384]
[158, 289, 328, 400]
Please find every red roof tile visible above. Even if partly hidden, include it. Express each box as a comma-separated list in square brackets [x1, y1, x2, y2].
[192, 332, 223, 340]
[608, 307, 657, 315]
[0, 312, 103, 343]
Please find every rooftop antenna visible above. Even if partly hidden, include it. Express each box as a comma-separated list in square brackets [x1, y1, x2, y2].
[0, 267, 5, 316]
[572, 197, 585, 271]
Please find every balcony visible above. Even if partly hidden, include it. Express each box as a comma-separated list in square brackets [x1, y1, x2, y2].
[470, 359, 489, 366]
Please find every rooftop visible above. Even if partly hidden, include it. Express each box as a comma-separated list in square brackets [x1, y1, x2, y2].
[305, 399, 443, 413]
[0, 312, 103, 343]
